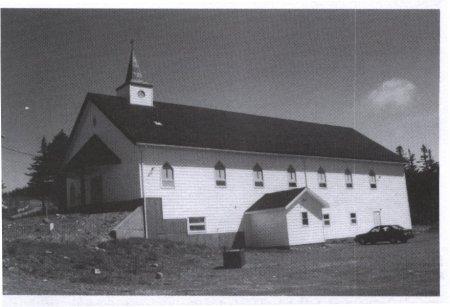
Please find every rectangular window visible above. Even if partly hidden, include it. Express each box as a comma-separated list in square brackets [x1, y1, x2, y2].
[323, 213, 330, 226]
[254, 170, 264, 187]
[162, 163, 175, 188]
[288, 167, 297, 188]
[345, 172, 353, 188]
[302, 212, 309, 226]
[369, 171, 377, 189]
[318, 170, 327, 188]
[350, 213, 357, 225]
[215, 169, 226, 186]
[188, 217, 206, 232]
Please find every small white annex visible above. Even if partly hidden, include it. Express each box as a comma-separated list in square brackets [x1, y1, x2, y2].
[62, 44, 413, 248]
[244, 188, 330, 247]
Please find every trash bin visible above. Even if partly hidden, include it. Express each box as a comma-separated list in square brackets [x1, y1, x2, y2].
[223, 249, 245, 268]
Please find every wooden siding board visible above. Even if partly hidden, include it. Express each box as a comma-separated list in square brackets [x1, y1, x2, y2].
[65, 102, 141, 205]
[141, 145, 411, 242]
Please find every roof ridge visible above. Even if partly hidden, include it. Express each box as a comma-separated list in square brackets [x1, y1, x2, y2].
[85, 92, 354, 130]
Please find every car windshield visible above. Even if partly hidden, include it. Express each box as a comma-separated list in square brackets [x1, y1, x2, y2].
[370, 227, 380, 233]
[391, 225, 404, 230]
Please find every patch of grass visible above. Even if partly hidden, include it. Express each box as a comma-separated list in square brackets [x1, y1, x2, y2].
[3, 237, 218, 288]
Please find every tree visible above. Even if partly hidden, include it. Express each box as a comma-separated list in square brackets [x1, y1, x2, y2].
[406, 149, 418, 175]
[26, 137, 50, 201]
[397, 144, 439, 225]
[395, 146, 405, 160]
[26, 130, 69, 211]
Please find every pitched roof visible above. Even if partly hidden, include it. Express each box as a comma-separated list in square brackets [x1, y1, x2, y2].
[78, 92, 402, 163]
[65, 134, 121, 171]
[246, 188, 306, 212]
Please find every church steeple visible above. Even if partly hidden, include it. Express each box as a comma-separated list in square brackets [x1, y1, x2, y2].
[124, 40, 146, 85]
[116, 40, 154, 107]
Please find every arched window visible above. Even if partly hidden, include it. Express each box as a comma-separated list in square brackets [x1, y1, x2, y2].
[317, 167, 327, 188]
[253, 163, 264, 187]
[345, 168, 353, 188]
[162, 162, 175, 187]
[215, 161, 226, 186]
[287, 165, 297, 187]
[69, 183, 76, 207]
[369, 169, 377, 189]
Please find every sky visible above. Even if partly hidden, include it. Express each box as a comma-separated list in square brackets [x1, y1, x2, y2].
[1, 9, 439, 191]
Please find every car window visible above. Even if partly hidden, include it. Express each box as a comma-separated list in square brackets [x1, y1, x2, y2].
[370, 227, 380, 233]
[382, 226, 390, 232]
[392, 225, 404, 230]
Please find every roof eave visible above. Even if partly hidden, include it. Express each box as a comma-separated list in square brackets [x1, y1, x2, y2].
[135, 142, 405, 165]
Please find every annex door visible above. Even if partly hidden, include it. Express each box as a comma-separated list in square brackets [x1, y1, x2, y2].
[373, 211, 381, 226]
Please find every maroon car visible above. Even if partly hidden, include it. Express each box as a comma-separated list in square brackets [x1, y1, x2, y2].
[355, 225, 414, 245]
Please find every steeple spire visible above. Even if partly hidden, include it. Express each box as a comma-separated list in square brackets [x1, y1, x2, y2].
[123, 40, 148, 85]
[116, 40, 154, 107]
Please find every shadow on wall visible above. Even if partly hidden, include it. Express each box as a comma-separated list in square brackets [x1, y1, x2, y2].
[144, 146, 403, 177]
[112, 198, 245, 249]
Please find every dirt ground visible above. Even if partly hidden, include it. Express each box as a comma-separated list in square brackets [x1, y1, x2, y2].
[2, 214, 440, 296]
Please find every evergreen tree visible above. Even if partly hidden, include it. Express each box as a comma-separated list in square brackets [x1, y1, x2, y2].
[26, 130, 69, 211]
[396, 146, 405, 160]
[406, 149, 418, 174]
[397, 145, 439, 225]
[26, 137, 50, 201]
[420, 144, 430, 171]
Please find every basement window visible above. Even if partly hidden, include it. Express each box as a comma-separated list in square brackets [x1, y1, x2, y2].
[161, 162, 175, 188]
[214, 161, 226, 187]
[287, 165, 297, 188]
[253, 163, 264, 187]
[302, 212, 309, 226]
[369, 169, 377, 189]
[350, 213, 357, 225]
[317, 167, 327, 188]
[188, 217, 206, 232]
[345, 168, 353, 188]
[323, 213, 330, 226]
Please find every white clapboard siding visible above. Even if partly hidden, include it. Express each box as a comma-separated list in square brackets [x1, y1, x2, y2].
[286, 203, 325, 245]
[65, 102, 141, 204]
[245, 210, 289, 247]
[140, 145, 412, 241]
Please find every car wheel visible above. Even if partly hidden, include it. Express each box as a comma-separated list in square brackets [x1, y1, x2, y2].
[390, 237, 397, 244]
[401, 238, 407, 243]
[359, 238, 366, 245]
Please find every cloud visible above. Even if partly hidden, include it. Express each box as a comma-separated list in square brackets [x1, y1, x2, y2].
[366, 79, 417, 109]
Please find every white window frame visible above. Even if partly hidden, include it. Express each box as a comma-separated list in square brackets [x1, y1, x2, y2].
[253, 163, 264, 188]
[369, 169, 377, 189]
[323, 213, 330, 226]
[287, 165, 297, 188]
[350, 212, 357, 225]
[317, 167, 327, 188]
[214, 161, 226, 187]
[188, 217, 206, 233]
[161, 162, 175, 188]
[301, 212, 309, 226]
[345, 168, 353, 188]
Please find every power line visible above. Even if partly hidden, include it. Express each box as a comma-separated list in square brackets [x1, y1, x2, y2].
[2, 145, 35, 157]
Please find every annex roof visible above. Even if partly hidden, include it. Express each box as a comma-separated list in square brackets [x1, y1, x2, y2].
[246, 188, 307, 212]
[71, 92, 403, 163]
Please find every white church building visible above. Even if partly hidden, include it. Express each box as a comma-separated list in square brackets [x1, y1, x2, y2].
[63, 45, 412, 248]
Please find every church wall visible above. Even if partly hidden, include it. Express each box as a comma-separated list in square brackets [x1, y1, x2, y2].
[65, 102, 141, 205]
[140, 145, 412, 242]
